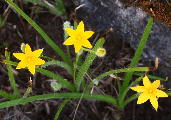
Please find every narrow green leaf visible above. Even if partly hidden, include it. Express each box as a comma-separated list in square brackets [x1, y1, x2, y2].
[36, 68, 75, 91]
[75, 38, 105, 91]
[54, 99, 70, 120]
[0, 93, 117, 109]
[124, 94, 138, 107]
[119, 17, 154, 106]
[42, 60, 73, 75]
[133, 72, 166, 81]
[5, 51, 20, 97]
[122, 17, 154, 90]
[0, 90, 17, 100]
[94, 67, 149, 82]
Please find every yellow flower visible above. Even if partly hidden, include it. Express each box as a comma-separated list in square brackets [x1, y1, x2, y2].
[131, 75, 168, 111]
[13, 44, 45, 75]
[63, 21, 94, 53]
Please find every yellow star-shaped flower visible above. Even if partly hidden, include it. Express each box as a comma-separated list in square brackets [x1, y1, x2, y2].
[131, 75, 168, 111]
[13, 44, 45, 75]
[63, 21, 94, 53]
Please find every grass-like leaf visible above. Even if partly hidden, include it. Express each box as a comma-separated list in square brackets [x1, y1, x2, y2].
[54, 99, 70, 120]
[133, 72, 166, 81]
[119, 17, 154, 106]
[94, 67, 149, 82]
[5, 51, 20, 98]
[75, 38, 105, 91]
[0, 93, 117, 109]
[36, 68, 75, 91]
[42, 60, 73, 75]
[0, 90, 17, 100]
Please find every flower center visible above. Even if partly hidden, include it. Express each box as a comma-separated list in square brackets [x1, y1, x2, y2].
[147, 88, 154, 95]
[76, 34, 83, 41]
[27, 56, 35, 62]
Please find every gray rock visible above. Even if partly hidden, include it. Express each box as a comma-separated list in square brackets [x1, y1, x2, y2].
[73, 0, 171, 78]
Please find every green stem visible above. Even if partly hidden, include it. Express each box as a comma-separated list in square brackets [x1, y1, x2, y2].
[82, 48, 95, 53]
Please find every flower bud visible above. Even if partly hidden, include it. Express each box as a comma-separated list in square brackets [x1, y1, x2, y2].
[95, 48, 106, 57]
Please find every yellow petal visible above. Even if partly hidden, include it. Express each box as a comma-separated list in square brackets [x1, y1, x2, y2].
[33, 49, 43, 57]
[25, 44, 32, 54]
[77, 21, 84, 33]
[63, 37, 75, 45]
[82, 39, 92, 48]
[74, 43, 82, 53]
[130, 86, 145, 92]
[150, 96, 158, 111]
[84, 31, 94, 39]
[151, 80, 160, 89]
[13, 53, 25, 60]
[65, 28, 75, 36]
[156, 89, 168, 97]
[137, 92, 149, 104]
[143, 75, 151, 87]
[28, 65, 36, 75]
[34, 58, 45, 65]
[16, 61, 27, 69]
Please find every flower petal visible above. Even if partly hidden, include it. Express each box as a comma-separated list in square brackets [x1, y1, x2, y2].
[143, 75, 151, 87]
[33, 49, 43, 57]
[84, 31, 94, 39]
[74, 43, 82, 53]
[137, 92, 149, 104]
[34, 58, 45, 65]
[77, 21, 84, 33]
[63, 37, 75, 45]
[28, 65, 36, 75]
[16, 61, 27, 69]
[130, 86, 145, 92]
[13, 53, 25, 60]
[150, 96, 158, 111]
[156, 89, 168, 97]
[151, 80, 160, 89]
[25, 44, 32, 54]
[65, 28, 75, 36]
[82, 39, 92, 48]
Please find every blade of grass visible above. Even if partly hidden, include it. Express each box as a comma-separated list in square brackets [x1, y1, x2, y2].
[54, 99, 70, 120]
[42, 60, 73, 75]
[5, 51, 20, 98]
[119, 17, 154, 105]
[75, 38, 105, 91]
[55, 0, 66, 16]
[5, 0, 72, 67]
[0, 90, 17, 100]
[36, 68, 75, 91]
[0, 93, 117, 109]
[166, 91, 171, 96]
[124, 93, 138, 107]
[133, 72, 166, 81]
[94, 67, 149, 81]
[86, 67, 149, 93]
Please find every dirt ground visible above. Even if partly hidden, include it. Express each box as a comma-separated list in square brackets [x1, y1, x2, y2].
[0, 1, 171, 120]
